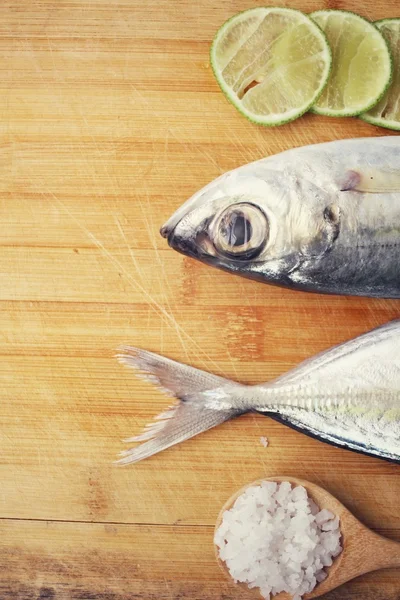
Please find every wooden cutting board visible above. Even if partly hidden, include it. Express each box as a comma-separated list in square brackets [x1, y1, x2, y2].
[1, 1, 399, 598]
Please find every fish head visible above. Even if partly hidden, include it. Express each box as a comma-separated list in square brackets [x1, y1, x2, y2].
[160, 163, 340, 284]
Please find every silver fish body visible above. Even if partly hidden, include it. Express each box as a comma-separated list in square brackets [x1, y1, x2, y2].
[117, 319, 400, 464]
[161, 137, 400, 298]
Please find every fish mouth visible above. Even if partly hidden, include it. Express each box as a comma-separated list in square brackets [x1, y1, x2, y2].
[160, 223, 171, 239]
[159, 218, 189, 251]
[160, 219, 219, 264]
[159, 221, 180, 247]
[160, 219, 186, 246]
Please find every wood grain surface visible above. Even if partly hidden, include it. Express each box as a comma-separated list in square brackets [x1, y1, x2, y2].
[1, 1, 400, 599]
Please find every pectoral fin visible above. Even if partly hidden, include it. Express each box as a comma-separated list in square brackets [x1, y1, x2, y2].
[340, 168, 400, 193]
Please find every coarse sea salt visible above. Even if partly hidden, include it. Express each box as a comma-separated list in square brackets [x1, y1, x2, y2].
[214, 481, 342, 600]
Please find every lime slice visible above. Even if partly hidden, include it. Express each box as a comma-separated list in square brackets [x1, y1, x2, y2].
[311, 10, 392, 117]
[361, 19, 400, 130]
[210, 7, 332, 126]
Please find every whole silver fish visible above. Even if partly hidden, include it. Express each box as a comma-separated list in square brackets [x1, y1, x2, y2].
[160, 137, 400, 298]
[116, 319, 400, 464]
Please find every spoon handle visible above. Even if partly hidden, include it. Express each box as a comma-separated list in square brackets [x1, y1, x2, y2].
[308, 529, 400, 599]
[369, 535, 400, 570]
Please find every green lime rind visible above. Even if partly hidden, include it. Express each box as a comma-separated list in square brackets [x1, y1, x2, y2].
[360, 18, 400, 130]
[310, 9, 393, 117]
[210, 7, 332, 127]
[374, 17, 400, 25]
[360, 113, 400, 131]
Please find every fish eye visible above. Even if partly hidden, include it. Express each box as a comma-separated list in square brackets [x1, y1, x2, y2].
[212, 202, 268, 259]
[220, 213, 252, 248]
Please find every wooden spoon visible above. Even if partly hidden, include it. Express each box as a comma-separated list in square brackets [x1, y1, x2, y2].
[215, 476, 400, 599]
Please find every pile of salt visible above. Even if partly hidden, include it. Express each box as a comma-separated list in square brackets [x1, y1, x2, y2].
[214, 481, 342, 600]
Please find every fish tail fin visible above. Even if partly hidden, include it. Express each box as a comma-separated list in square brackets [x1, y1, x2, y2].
[115, 347, 245, 465]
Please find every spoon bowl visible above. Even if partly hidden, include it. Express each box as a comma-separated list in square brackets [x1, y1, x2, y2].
[215, 476, 400, 599]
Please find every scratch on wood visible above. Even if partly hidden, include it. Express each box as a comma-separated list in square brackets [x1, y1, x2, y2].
[128, 85, 224, 174]
[44, 190, 224, 374]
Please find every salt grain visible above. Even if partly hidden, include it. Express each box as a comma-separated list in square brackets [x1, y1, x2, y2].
[260, 436, 269, 448]
[215, 482, 342, 599]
